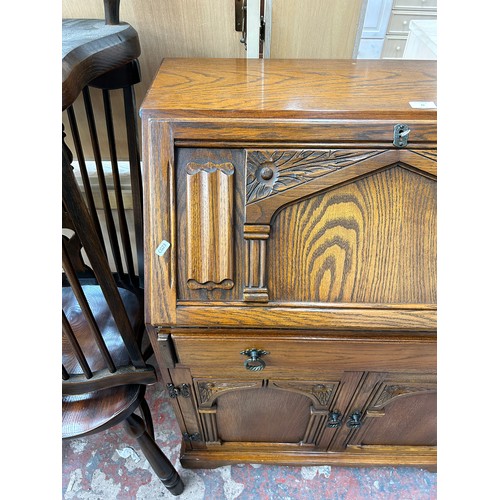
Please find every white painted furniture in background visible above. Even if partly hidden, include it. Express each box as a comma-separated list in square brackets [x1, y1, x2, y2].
[403, 20, 437, 59]
[382, 0, 437, 58]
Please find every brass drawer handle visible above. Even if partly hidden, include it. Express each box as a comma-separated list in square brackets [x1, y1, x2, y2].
[240, 348, 269, 371]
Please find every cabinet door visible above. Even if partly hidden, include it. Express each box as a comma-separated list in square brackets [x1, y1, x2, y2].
[191, 372, 363, 450]
[330, 372, 436, 452]
[165, 146, 437, 331]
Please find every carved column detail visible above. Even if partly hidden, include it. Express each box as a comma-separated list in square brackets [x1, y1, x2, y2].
[243, 224, 270, 302]
[303, 409, 329, 444]
[186, 162, 234, 290]
[198, 408, 220, 444]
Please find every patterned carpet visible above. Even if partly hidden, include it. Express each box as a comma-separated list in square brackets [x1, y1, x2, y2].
[62, 382, 437, 500]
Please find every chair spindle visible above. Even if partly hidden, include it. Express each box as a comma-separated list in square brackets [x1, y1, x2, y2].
[62, 148, 146, 369]
[62, 311, 93, 379]
[122, 81, 143, 288]
[82, 86, 124, 277]
[66, 105, 105, 250]
[62, 242, 117, 373]
[102, 88, 135, 286]
[104, 0, 120, 25]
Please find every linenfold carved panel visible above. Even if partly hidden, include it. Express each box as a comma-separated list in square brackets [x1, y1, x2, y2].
[246, 149, 380, 204]
[186, 162, 235, 290]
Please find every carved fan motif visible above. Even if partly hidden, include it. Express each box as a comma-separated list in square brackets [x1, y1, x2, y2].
[372, 384, 436, 409]
[197, 380, 260, 407]
[246, 149, 380, 204]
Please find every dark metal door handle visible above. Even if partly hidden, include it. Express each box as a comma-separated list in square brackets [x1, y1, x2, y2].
[346, 410, 363, 429]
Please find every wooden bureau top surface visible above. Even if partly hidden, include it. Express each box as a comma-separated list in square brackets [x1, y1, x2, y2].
[140, 58, 437, 120]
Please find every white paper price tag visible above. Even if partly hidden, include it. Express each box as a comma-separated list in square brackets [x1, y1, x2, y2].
[155, 240, 171, 256]
[409, 101, 437, 109]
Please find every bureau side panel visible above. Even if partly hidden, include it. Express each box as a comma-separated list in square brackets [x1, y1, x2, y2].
[143, 118, 177, 325]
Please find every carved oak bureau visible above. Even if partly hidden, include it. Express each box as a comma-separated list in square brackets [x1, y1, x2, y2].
[140, 58, 437, 470]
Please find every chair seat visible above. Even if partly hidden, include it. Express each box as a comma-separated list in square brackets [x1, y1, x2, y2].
[62, 285, 143, 438]
[62, 384, 143, 438]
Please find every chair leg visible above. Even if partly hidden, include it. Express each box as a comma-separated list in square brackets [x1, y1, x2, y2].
[124, 413, 184, 496]
[139, 398, 155, 439]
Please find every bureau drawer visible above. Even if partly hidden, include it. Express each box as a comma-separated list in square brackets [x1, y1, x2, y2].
[170, 331, 436, 377]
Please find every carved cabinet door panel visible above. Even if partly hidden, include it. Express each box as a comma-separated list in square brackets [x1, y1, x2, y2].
[192, 372, 363, 450]
[329, 372, 437, 453]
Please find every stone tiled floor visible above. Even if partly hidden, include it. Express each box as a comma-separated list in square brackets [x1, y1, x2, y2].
[62, 383, 437, 499]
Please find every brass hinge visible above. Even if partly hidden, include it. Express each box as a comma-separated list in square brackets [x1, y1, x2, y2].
[166, 383, 191, 399]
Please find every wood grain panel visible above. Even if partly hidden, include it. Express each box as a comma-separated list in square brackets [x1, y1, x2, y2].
[215, 387, 312, 443]
[175, 305, 436, 331]
[143, 120, 177, 324]
[179, 446, 436, 469]
[358, 393, 437, 446]
[186, 162, 234, 290]
[169, 120, 437, 144]
[359, 393, 437, 446]
[141, 59, 437, 121]
[270, 0, 364, 58]
[343, 374, 437, 448]
[268, 165, 436, 304]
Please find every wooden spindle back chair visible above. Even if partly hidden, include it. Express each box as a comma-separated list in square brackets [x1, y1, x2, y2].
[62, 2, 184, 495]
